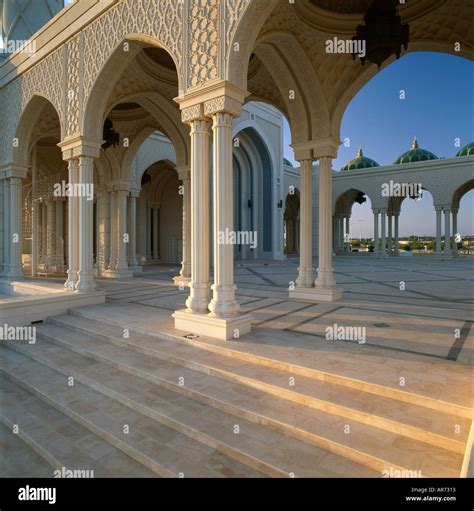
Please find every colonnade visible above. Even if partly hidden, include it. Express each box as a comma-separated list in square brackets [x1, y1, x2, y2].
[332, 207, 458, 257]
[289, 147, 342, 303]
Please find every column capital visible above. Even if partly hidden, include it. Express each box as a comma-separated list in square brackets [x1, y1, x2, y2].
[177, 165, 191, 181]
[176, 81, 249, 122]
[58, 135, 103, 161]
[292, 138, 339, 161]
[130, 189, 140, 199]
[107, 181, 130, 193]
[0, 164, 28, 180]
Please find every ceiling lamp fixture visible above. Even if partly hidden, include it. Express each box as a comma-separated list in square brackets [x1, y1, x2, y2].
[352, 0, 409, 68]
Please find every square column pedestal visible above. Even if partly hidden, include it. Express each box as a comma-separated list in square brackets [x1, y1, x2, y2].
[289, 286, 342, 303]
[173, 310, 252, 340]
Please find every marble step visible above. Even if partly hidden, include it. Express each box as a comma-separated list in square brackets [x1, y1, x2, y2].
[0, 421, 53, 478]
[68, 308, 472, 419]
[9, 330, 463, 477]
[1, 340, 380, 478]
[49, 314, 469, 453]
[0, 346, 265, 478]
[0, 375, 157, 478]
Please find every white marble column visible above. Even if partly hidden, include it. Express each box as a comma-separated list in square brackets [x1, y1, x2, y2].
[452, 209, 458, 256]
[338, 215, 344, 253]
[153, 205, 159, 261]
[55, 199, 65, 271]
[8, 177, 23, 278]
[208, 111, 241, 317]
[2, 179, 11, 276]
[394, 213, 400, 256]
[116, 189, 129, 272]
[96, 191, 108, 273]
[75, 156, 96, 292]
[387, 214, 393, 255]
[128, 192, 139, 268]
[313, 156, 342, 300]
[373, 211, 379, 256]
[174, 168, 191, 284]
[435, 207, 442, 256]
[46, 199, 56, 271]
[65, 159, 79, 290]
[444, 207, 451, 256]
[295, 159, 314, 287]
[380, 211, 387, 257]
[31, 198, 38, 277]
[174, 95, 252, 340]
[108, 191, 117, 270]
[184, 118, 212, 313]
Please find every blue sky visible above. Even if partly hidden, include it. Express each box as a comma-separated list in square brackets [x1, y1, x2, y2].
[283, 52, 474, 237]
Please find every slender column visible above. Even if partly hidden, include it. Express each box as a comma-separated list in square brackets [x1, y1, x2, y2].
[314, 156, 339, 294]
[394, 213, 400, 256]
[295, 159, 314, 287]
[31, 199, 38, 277]
[153, 205, 159, 261]
[75, 156, 96, 292]
[31, 150, 37, 277]
[338, 215, 344, 253]
[373, 211, 379, 256]
[2, 179, 11, 275]
[128, 193, 138, 267]
[41, 202, 47, 260]
[8, 177, 23, 277]
[55, 199, 65, 271]
[96, 192, 108, 272]
[185, 118, 212, 313]
[444, 207, 451, 256]
[146, 205, 152, 261]
[452, 209, 458, 256]
[108, 191, 117, 270]
[46, 199, 56, 271]
[387, 214, 393, 254]
[344, 215, 350, 254]
[65, 159, 79, 289]
[380, 211, 387, 257]
[209, 111, 240, 316]
[180, 171, 191, 278]
[116, 189, 129, 272]
[435, 207, 442, 256]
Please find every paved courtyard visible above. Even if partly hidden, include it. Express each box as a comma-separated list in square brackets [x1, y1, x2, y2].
[95, 255, 473, 409]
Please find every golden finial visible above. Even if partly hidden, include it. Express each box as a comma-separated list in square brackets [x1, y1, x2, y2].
[412, 136, 419, 150]
[357, 147, 363, 157]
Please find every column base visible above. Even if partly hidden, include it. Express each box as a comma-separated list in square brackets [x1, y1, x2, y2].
[7, 269, 24, 279]
[290, 286, 343, 303]
[101, 268, 135, 279]
[173, 309, 252, 340]
[173, 275, 191, 286]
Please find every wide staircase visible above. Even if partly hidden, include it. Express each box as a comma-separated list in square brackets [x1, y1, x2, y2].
[1, 308, 471, 478]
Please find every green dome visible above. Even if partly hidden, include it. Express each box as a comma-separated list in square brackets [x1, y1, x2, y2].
[340, 148, 380, 171]
[394, 137, 438, 164]
[456, 142, 474, 157]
